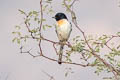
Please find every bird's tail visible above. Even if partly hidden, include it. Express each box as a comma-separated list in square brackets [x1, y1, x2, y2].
[58, 44, 64, 64]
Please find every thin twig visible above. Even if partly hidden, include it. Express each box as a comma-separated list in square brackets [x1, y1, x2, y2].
[42, 70, 55, 80]
[20, 46, 40, 58]
[53, 43, 58, 55]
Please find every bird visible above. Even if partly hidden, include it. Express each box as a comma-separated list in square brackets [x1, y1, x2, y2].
[52, 13, 72, 64]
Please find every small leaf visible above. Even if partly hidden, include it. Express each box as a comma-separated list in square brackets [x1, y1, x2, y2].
[18, 9, 26, 15]
[117, 45, 120, 49]
[17, 32, 21, 36]
[33, 11, 38, 14]
[76, 36, 80, 38]
[12, 37, 17, 42]
[12, 32, 16, 34]
[118, 63, 120, 67]
[43, 25, 46, 30]
[65, 72, 68, 77]
[42, 19, 46, 22]
[28, 12, 33, 17]
[48, 25, 52, 28]
[15, 25, 21, 30]
[34, 17, 38, 21]
[38, 20, 41, 24]
[117, 32, 120, 36]
[17, 39, 20, 44]
[31, 29, 37, 33]
[25, 18, 30, 23]
[67, 0, 72, 2]
[43, 5, 48, 11]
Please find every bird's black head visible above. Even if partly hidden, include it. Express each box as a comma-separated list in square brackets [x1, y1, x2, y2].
[53, 13, 68, 21]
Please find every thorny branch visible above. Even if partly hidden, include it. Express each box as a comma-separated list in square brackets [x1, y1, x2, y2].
[63, 0, 120, 80]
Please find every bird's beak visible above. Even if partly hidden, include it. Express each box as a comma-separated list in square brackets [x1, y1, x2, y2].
[52, 16, 55, 18]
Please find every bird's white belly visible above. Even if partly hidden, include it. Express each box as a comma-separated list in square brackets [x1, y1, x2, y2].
[56, 22, 71, 41]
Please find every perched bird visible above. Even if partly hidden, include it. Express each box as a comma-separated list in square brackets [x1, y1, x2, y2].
[53, 13, 72, 64]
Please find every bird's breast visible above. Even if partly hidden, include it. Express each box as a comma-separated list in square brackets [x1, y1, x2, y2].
[57, 19, 67, 27]
[56, 19, 71, 41]
[57, 19, 70, 32]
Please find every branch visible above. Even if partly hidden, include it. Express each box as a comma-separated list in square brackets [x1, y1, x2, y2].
[70, 0, 78, 7]
[53, 43, 58, 55]
[24, 17, 37, 39]
[39, 0, 43, 56]
[39, 0, 43, 32]
[105, 35, 120, 51]
[20, 46, 40, 58]
[20, 45, 95, 67]
[63, 0, 119, 79]
[94, 35, 120, 51]
[42, 70, 55, 80]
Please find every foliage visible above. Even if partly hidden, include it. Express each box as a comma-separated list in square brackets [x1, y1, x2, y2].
[12, 0, 120, 80]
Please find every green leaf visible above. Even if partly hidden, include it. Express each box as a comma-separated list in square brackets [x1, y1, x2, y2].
[17, 32, 21, 36]
[92, 59, 99, 65]
[102, 40, 106, 44]
[12, 32, 21, 36]
[45, 24, 52, 28]
[117, 32, 120, 36]
[43, 5, 48, 11]
[38, 20, 41, 24]
[117, 45, 120, 49]
[33, 11, 38, 17]
[87, 53, 92, 59]
[76, 36, 80, 38]
[118, 63, 120, 67]
[65, 72, 68, 77]
[17, 39, 20, 44]
[67, 0, 72, 2]
[28, 12, 33, 17]
[18, 9, 26, 15]
[33, 11, 38, 14]
[34, 17, 38, 21]
[25, 18, 30, 23]
[31, 29, 37, 33]
[12, 37, 17, 42]
[95, 46, 100, 52]
[42, 19, 46, 22]
[46, 0, 52, 3]
[43, 25, 46, 30]
[12, 32, 16, 34]
[47, 25, 52, 28]
[15, 25, 21, 30]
